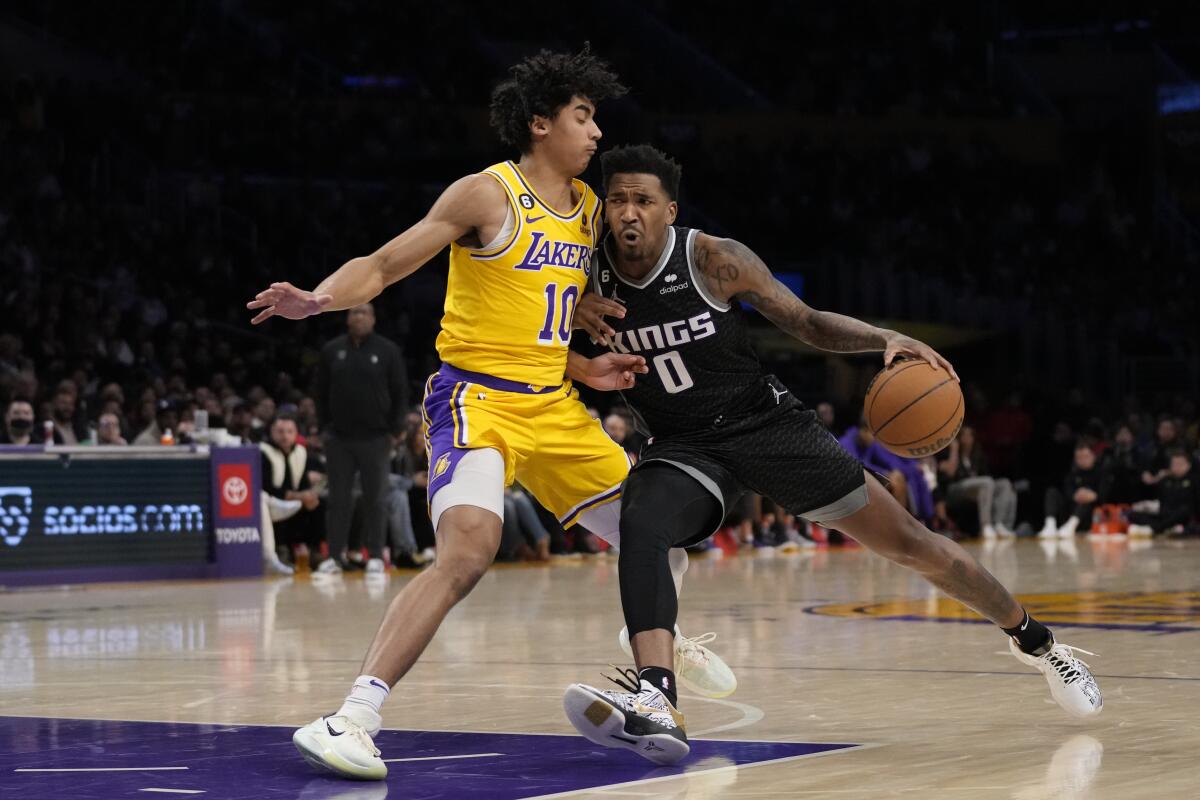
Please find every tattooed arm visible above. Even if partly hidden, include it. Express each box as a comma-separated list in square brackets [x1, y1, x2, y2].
[692, 233, 959, 377]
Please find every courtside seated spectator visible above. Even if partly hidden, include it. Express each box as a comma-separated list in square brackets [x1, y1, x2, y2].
[1141, 417, 1184, 489]
[838, 421, 934, 523]
[1039, 440, 1113, 539]
[1105, 424, 1143, 503]
[1128, 450, 1199, 537]
[500, 486, 553, 562]
[134, 398, 179, 446]
[96, 411, 128, 446]
[0, 399, 60, 445]
[260, 415, 323, 572]
[393, 412, 435, 559]
[939, 425, 1018, 539]
[50, 381, 86, 444]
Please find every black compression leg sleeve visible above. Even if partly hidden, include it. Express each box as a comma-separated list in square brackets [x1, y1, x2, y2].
[619, 462, 723, 637]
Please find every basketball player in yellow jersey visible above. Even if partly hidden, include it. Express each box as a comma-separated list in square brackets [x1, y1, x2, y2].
[246, 47, 731, 782]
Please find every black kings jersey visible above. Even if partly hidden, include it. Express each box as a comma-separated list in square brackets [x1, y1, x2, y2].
[591, 226, 767, 438]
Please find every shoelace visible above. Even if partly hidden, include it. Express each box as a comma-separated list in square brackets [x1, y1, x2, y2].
[1044, 644, 1097, 686]
[676, 632, 717, 665]
[604, 665, 641, 695]
[330, 716, 381, 757]
[349, 725, 381, 758]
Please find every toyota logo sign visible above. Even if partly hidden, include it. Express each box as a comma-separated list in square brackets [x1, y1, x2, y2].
[222, 476, 249, 507]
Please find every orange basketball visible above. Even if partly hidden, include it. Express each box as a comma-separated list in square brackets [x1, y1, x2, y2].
[863, 359, 963, 458]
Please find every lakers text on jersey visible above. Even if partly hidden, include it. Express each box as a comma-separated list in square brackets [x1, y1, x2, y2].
[436, 161, 604, 388]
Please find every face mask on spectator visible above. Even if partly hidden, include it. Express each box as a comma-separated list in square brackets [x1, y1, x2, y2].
[8, 419, 32, 435]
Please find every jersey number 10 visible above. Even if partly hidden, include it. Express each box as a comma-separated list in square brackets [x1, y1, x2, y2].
[538, 283, 579, 346]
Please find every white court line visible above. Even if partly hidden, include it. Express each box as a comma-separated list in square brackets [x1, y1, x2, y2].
[521, 744, 882, 800]
[139, 790, 205, 795]
[684, 694, 765, 737]
[15, 767, 189, 773]
[383, 752, 504, 763]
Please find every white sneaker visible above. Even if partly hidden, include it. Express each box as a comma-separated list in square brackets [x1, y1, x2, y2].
[1058, 516, 1079, 538]
[982, 524, 998, 540]
[1038, 518, 1058, 540]
[996, 523, 1017, 539]
[316, 558, 343, 575]
[563, 673, 689, 765]
[1128, 524, 1153, 538]
[1008, 638, 1102, 719]
[618, 627, 738, 699]
[293, 715, 387, 780]
[265, 554, 294, 576]
[267, 496, 303, 523]
[365, 558, 386, 575]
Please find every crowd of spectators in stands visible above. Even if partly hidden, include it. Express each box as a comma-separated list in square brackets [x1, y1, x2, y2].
[3, 4, 1198, 570]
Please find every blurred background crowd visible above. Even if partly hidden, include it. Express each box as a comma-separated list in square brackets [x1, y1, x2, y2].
[2, 2, 1198, 569]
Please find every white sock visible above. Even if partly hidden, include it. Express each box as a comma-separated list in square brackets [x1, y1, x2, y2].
[336, 675, 389, 733]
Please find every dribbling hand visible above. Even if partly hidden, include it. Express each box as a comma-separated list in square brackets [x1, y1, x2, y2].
[883, 333, 960, 382]
[246, 282, 334, 324]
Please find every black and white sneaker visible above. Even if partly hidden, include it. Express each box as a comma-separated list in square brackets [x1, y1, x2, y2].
[563, 668, 690, 765]
[1009, 638, 1103, 718]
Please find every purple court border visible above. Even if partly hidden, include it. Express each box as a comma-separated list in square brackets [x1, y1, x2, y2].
[0, 715, 864, 800]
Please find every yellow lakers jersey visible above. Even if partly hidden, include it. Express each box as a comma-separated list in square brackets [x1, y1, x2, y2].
[436, 161, 603, 387]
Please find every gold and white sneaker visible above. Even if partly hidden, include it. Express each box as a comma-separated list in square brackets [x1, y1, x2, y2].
[563, 669, 689, 765]
[1009, 638, 1103, 719]
[293, 715, 387, 780]
[619, 626, 737, 699]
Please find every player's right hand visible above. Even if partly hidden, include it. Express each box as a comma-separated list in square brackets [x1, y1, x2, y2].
[574, 293, 625, 346]
[246, 282, 334, 324]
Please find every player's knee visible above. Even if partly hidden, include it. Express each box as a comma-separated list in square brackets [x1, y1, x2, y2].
[433, 510, 499, 598]
[618, 514, 672, 558]
[435, 551, 491, 599]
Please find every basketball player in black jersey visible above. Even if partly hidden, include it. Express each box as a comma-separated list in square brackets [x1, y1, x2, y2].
[561, 145, 1102, 765]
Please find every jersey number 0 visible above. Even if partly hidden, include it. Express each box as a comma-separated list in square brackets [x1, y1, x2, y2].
[652, 350, 695, 393]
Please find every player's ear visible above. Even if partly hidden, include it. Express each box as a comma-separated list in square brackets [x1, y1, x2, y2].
[529, 114, 552, 144]
[666, 201, 678, 224]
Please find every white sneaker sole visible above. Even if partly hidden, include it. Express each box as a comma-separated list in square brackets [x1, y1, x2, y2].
[562, 685, 690, 766]
[293, 726, 387, 780]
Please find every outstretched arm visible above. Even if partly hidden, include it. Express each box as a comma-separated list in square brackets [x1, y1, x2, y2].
[692, 233, 959, 378]
[247, 174, 506, 323]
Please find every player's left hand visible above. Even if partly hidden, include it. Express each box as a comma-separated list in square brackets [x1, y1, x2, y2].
[581, 353, 648, 391]
[247, 282, 333, 324]
[883, 333, 960, 382]
[574, 293, 626, 346]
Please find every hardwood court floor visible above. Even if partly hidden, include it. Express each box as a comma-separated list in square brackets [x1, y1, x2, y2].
[3, 537, 1199, 798]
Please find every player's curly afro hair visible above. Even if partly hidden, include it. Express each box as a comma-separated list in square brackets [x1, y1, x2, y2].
[600, 144, 682, 200]
[489, 44, 626, 153]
